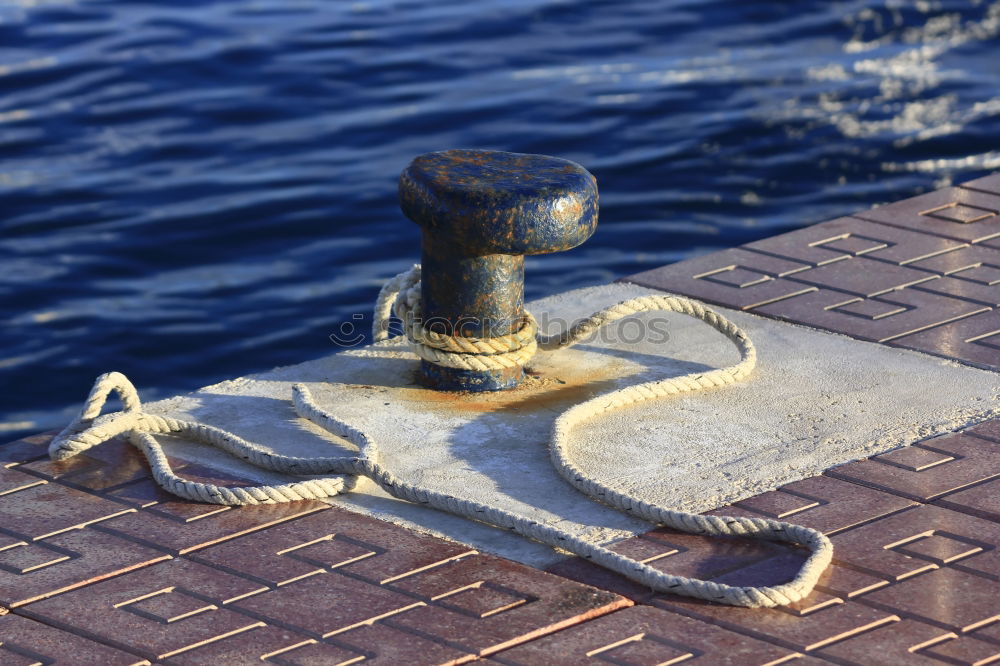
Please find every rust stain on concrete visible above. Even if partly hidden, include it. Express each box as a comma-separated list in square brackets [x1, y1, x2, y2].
[393, 357, 633, 416]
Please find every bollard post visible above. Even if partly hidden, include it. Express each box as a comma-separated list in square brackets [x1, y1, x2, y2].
[399, 149, 598, 391]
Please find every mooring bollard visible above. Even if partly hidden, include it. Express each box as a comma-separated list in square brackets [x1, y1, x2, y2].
[399, 149, 599, 391]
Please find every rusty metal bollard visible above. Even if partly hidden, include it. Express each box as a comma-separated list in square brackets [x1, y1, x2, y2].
[399, 149, 598, 391]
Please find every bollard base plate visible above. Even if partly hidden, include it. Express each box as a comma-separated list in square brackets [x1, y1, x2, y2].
[419, 360, 523, 392]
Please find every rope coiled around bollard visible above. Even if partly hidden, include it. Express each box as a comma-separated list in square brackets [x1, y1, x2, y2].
[50, 266, 832, 608]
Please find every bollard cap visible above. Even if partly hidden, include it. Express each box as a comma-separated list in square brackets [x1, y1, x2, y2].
[400, 149, 598, 256]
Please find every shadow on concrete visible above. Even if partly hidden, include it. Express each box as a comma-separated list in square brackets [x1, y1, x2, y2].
[169, 341, 749, 574]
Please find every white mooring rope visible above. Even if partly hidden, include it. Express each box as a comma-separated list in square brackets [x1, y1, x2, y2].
[50, 266, 832, 608]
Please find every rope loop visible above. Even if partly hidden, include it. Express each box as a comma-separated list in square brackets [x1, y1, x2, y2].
[377, 266, 541, 370]
[51, 265, 832, 608]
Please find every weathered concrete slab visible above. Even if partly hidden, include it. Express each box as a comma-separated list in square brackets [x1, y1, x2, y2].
[146, 282, 1000, 567]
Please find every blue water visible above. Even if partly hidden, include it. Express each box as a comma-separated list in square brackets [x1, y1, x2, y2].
[2, 0, 999, 438]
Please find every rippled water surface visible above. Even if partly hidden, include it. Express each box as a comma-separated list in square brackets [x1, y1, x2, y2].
[2, 0, 999, 436]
